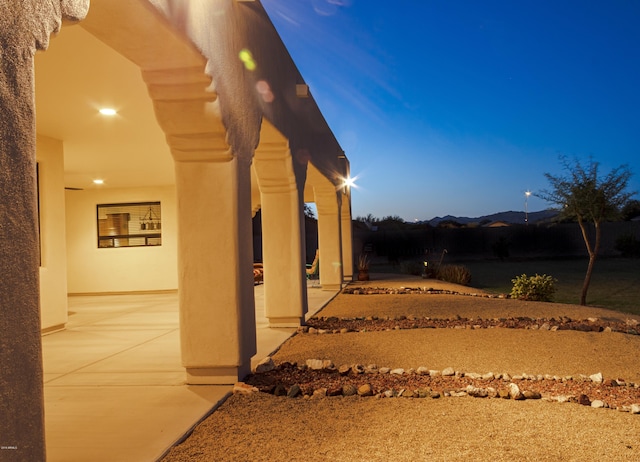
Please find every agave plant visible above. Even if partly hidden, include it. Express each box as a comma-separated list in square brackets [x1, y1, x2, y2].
[357, 253, 370, 271]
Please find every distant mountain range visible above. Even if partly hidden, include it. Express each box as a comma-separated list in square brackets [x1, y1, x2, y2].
[423, 209, 559, 226]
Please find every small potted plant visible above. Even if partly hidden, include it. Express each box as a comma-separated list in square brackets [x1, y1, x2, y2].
[357, 253, 370, 281]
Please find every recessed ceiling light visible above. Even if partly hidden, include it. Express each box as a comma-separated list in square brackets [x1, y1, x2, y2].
[99, 108, 117, 116]
[93, 179, 104, 185]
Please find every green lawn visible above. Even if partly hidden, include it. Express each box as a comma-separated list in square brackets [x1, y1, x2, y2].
[371, 257, 640, 315]
[463, 258, 640, 315]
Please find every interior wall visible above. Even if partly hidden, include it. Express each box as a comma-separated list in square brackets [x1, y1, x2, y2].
[37, 135, 69, 331]
[65, 185, 178, 294]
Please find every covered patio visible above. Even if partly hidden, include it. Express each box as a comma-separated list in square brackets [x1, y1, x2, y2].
[1, 0, 353, 459]
[43, 282, 339, 461]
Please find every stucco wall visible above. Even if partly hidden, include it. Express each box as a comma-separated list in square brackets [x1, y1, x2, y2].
[65, 185, 178, 293]
[146, 0, 345, 186]
[36, 135, 69, 330]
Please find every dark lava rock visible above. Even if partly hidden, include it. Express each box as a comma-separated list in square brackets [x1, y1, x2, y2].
[287, 384, 301, 398]
[343, 384, 357, 396]
[578, 394, 591, 406]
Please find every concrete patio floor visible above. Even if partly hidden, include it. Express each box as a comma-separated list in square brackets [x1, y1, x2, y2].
[42, 281, 339, 462]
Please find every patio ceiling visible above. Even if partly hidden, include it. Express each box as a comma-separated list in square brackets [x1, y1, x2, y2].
[35, 19, 265, 196]
[35, 23, 175, 191]
[34, 1, 344, 210]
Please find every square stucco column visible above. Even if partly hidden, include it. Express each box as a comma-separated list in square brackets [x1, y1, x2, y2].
[340, 197, 354, 280]
[175, 157, 257, 385]
[254, 153, 308, 327]
[260, 188, 308, 327]
[317, 195, 344, 291]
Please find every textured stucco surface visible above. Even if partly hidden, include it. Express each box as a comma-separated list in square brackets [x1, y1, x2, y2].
[0, 1, 88, 459]
[148, 0, 346, 190]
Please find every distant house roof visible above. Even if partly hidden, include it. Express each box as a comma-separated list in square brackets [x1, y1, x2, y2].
[485, 221, 510, 227]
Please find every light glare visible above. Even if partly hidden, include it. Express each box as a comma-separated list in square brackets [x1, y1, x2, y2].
[239, 48, 257, 71]
[256, 80, 274, 102]
[99, 108, 117, 116]
[339, 174, 358, 193]
[343, 176, 357, 188]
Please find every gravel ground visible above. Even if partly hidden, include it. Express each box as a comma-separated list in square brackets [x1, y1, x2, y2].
[273, 328, 640, 383]
[163, 275, 640, 462]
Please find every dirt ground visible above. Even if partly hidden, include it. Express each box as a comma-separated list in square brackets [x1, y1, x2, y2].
[163, 275, 640, 462]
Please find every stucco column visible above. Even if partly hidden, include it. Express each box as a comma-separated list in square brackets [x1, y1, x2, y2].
[316, 191, 344, 290]
[340, 195, 354, 280]
[0, 49, 46, 462]
[0, 1, 88, 459]
[254, 142, 308, 327]
[141, 53, 258, 384]
[174, 156, 257, 384]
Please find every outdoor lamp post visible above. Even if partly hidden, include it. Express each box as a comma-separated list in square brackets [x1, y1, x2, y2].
[525, 190, 531, 225]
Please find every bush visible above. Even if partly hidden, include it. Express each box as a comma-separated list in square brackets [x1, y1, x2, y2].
[615, 233, 640, 258]
[510, 273, 557, 302]
[437, 264, 471, 285]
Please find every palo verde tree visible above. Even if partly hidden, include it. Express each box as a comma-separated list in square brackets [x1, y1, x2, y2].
[537, 156, 635, 305]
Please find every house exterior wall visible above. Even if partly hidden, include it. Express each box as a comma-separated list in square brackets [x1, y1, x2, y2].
[0, 1, 90, 457]
[36, 135, 69, 331]
[65, 185, 178, 294]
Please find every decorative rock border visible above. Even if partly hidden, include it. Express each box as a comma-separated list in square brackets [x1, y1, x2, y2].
[242, 358, 640, 414]
[343, 286, 501, 297]
[302, 315, 640, 336]
[243, 287, 640, 413]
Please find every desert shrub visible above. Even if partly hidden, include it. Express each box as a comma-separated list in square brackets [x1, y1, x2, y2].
[400, 260, 423, 276]
[510, 273, 557, 302]
[615, 233, 640, 258]
[437, 264, 471, 285]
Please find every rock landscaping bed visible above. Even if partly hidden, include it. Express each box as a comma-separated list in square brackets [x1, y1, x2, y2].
[341, 286, 499, 296]
[242, 359, 640, 413]
[305, 314, 640, 335]
[238, 285, 640, 414]
[164, 278, 640, 461]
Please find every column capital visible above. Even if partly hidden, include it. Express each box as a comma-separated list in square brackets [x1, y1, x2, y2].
[142, 65, 234, 163]
[254, 142, 297, 194]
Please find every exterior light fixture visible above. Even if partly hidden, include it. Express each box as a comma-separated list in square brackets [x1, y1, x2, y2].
[99, 108, 117, 116]
[93, 179, 104, 185]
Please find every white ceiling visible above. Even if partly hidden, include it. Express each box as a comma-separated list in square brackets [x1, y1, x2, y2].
[35, 24, 175, 191]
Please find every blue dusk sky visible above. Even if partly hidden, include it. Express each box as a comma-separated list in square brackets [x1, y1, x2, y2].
[262, 0, 640, 221]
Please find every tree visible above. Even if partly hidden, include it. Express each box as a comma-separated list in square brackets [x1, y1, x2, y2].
[537, 156, 635, 305]
[355, 213, 379, 230]
[380, 215, 405, 224]
[621, 199, 640, 221]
